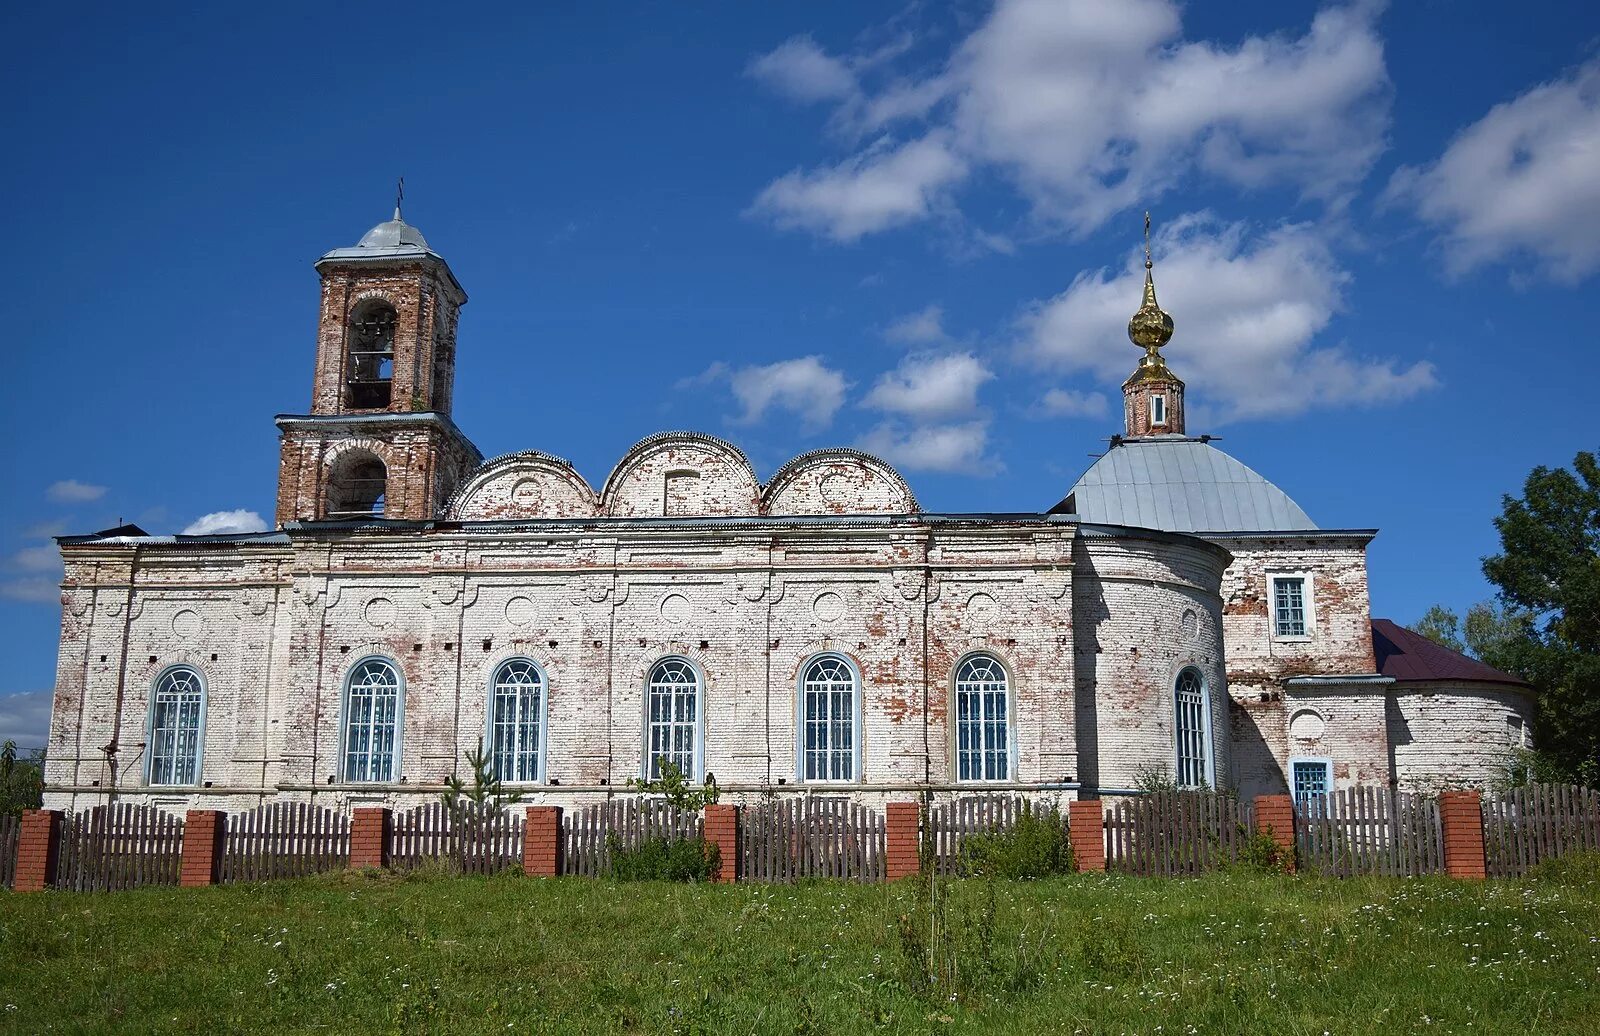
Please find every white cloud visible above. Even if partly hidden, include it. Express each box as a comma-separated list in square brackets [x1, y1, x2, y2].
[46, 479, 106, 504]
[182, 510, 268, 535]
[1385, 58, 1600, 282]
[0, 690, 52, 749]
[747, 35, 858, 103]
[858, 420, 997, 475]
[710, 356, 849, 431]
[865, 352, 994, 421]
[1037, 388, 1110, 419]
[750, 0, 1390, 240]
[1018, 213, 1435, 421]
[10, 545, 59, 572]
[883, 304, 949, 345]
[748, 132, 968, 242]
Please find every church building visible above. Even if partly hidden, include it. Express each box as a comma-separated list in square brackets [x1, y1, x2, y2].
[41, 209, 1534, 813]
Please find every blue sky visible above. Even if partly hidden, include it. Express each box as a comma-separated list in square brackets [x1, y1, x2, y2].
[2, 1, 1597, 748]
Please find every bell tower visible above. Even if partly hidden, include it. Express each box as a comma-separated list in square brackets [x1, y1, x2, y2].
[275, 196, 481, 524]
[1123, 212, 1184, 439]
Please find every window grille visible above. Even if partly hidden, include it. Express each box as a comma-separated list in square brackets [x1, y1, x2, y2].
[489, 659, 544, 782]
[149, 667, 204, 785]
[343, 658, 401, 782]
[1173, 667, 1211, 788]
[645, 658, 699, 780]
[1273, 576, 1308, 637]
[802, 655, 857, 781]
[955, 654, 1010, 781]
[347, 303, 396, 409]
[1291, 758, 1331, 806]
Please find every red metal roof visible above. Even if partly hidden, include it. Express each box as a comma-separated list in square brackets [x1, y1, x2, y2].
[1371, 618, 1531, 686]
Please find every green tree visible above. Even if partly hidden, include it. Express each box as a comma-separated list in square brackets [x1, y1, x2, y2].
[1480, 451, 1600, 784]
[0, 740, 44, 818]
[1409, 604, 1466, 654]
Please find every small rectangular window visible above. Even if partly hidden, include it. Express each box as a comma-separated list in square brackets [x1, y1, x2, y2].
[1151, 394, 1167, 425]
[1270, 574, 1311, 638]
[1291, 758, 1332, 806]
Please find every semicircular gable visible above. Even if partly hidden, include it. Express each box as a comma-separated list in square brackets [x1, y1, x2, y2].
[446, 451, 599, 520]
[601, 431, 762, 518]
[764, 449, 918, 515]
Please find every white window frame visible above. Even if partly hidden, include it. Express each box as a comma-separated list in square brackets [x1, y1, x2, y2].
[952, 652, 1015, 783]
[146, 665, 207, 787]
[486, 657, 548, 784]
[1289, 756, 1334, 807]
[1150, 393, 1167, 427]
[796, 652, 863, 784]
[1172, 666, 1215, 789]
[642, 656, 704, 782]
[339, 656, 404, 783]
[1267, 571, 1315, 642]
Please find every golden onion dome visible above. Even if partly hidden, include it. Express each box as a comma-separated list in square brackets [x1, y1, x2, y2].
[1123, 212, 1180, 387]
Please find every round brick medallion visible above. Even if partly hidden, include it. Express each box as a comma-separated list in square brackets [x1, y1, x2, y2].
[660, 593, 690, 624]
[1289, 709, 1326, 741]
[505, 596, 535, 627]
[171, 608, 200, 639]
[812, 590, 844, 623]
[364, 597, 396, 629]
[966, 592, 998, 625]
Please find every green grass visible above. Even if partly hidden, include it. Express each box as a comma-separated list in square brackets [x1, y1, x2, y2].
[2, 867, 1597, 1035]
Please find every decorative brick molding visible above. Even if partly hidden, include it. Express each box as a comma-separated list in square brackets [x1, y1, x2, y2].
[180, 810, 226, 887]
[16, 809, 63, 892]
[702, 804, 739, 883]
[1440, 789, 1487, 880]
[1068, 799, 1106, 872]
[1254, 794, 1297, 873]
[523, 806, 562, 878]
[885, 801, 922, 880]
[350, 807, 391, 870]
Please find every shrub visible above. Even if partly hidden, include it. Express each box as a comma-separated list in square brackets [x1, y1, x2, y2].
[606, 834, 721, 882]
[959, 805, 1073, 879]
[1231, 827, 1294, 874]
[1528, 849, 1600, 885]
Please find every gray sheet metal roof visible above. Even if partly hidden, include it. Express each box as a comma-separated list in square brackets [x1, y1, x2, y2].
[1056, 436, 1316, 533]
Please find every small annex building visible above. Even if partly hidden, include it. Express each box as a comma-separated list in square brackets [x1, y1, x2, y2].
[41, 210, 1534, 814]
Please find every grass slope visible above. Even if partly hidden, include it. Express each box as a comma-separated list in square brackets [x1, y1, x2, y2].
[2, 869, 1597, 1035]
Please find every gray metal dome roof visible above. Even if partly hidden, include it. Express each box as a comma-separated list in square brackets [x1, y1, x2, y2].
[1055, 436, 1316, 533]
[355, 217, 429, 250]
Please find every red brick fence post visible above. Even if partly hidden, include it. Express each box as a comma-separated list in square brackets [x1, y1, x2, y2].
[703, 803, 739, 883]
[1068, 799, 1106, 872]
[1254, 794, 1298, 873]
[180, 810, 226, 887]
[886, 801, 922, 880]
[15, 809, 62, 892]
[350, 807, 391, 870]
[1440, 789, 1487, 879]
[522, 806, 562, 877]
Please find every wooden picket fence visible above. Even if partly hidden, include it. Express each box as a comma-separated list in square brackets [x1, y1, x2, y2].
[1481, 783, 1600, 878]
[54, 803, 185, 891]
[219, 802, 350, 882]
[0, 815, 17, 889]
[563, 798, 702, 878]
[1104, 791, 1254, 876]
[389, 801, 524, 875]
[741, 797, 886, 882]
[924, 795, 1066, 876]
[1296, 787, 1443, 877]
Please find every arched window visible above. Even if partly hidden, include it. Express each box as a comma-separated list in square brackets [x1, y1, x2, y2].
[1173, 666, 1214, 788]
[488, 658, 545, 783]
[955, 654, 1010, 782]
[342, 657, 402, 782]
[326, 451, 388, 518]
[644, 657, 700, 781]
[800, 654, 858, 782]
[148, 666, 204, 785]
[347, 301, 397, 409]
